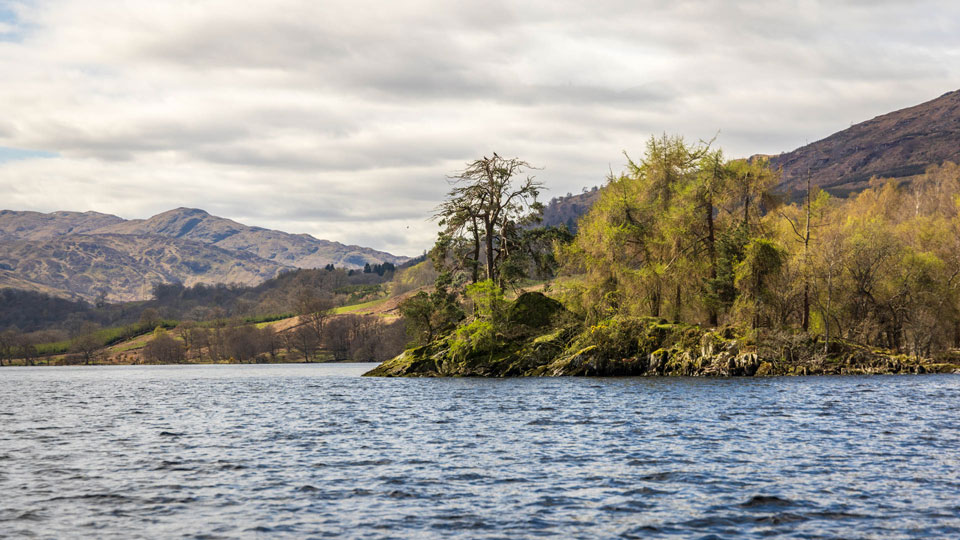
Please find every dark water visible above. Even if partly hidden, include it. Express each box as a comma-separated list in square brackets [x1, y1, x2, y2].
[1, 365, 959, 539]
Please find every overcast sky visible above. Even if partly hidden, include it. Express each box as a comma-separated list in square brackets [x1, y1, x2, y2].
[1, 0, 959, 255]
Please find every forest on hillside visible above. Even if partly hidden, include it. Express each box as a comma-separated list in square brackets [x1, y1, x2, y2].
[0, 259, 430, 366]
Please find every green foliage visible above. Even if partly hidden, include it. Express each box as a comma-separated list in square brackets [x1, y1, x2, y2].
[561, 134, 775, 323]
[35, 340, 70, 355]
[465, 280, 506, 321]
[449, 319, 500, 361]
[506, 292, 567, 329]
[334, 284, 383, 303]
[733, 239, 787, 328]
[571, 317, 649, 359]
[398, 272, 465, 346]
[704, 223, 749, 312]
[390, 260, 438, 295]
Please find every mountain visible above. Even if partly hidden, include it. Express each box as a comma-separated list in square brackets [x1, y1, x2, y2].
[0, 208, 410, 302]
[770, 90, 960, 196]
[541, 188, 602, 232]
[542, 90, 960, 223]
[0, 234, 291, 302]
[92, 208, 407, 269]
[0, 210, 124, 241]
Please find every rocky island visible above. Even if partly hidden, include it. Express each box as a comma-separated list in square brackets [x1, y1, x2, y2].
[365, 293, 960, 377]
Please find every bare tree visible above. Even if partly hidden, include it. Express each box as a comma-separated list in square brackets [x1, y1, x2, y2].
[440, 154, 544, 285]
[296, 287, 335, 345]
[0, 329, 16, 366]
[143, 332, 186, 364]
[288, 325, 320, 362]
[71, 322, 102, 365]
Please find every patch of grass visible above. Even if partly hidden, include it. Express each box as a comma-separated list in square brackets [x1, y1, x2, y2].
[334, 284, 384, 303]
[96, 320, 178, 347]
[334, 297, 389, 314]
[255, 317, 296, 328]
[36, 341, 70, 355]
[33, 319, 179, 357]
[243, 313, 294, 325]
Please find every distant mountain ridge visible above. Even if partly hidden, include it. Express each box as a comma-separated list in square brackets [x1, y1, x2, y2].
[0, 208, 409, 302]
[770, 90, 960, 195]
[91, 208, 406, 269]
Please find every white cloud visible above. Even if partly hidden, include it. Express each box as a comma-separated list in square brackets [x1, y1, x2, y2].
[1, 0, 959, 255]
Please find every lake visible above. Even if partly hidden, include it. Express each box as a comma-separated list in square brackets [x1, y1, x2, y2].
[1, 364, 959, 538]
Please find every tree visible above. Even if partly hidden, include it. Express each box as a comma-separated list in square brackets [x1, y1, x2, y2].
[398, 272, 464, 346]
[734, 239, 786, 328]
[296, 287, 335, 346]
[139, 308, 161, 329]
[143, 331, 186, 364]
[438, 153, 544, 286]
[777, 175, 829, 331]
[288, 325, 320, 362]
[0, 328, 17, 366]
[561, 135, 782, 326]
[563, 135, 709, 320]
[70, 322, 102, 365]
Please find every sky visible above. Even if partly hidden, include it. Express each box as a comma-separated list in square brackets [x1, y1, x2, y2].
[1, 0, 959, 256]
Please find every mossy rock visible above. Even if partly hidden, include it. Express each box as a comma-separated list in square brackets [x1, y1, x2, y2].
[364, 345, 439, 377]
[506, 292, 567, 329]
[755, 361, 775, 377]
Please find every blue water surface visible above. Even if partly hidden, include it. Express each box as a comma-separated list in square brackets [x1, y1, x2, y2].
[1, 364, 958, 539]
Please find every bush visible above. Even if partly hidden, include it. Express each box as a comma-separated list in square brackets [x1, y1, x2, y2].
[449, 319, 499, 361]
[143, 332, 186, 363]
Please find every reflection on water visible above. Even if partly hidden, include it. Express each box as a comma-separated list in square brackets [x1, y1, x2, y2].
[1, 364, 959, 538]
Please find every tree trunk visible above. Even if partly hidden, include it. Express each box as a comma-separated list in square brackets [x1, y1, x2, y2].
[470, 219, 481, 284]
[673, 283, 682, 322]
[484, 218, 496, 283]
[651, 282, 662, 318]
[824, 265, 833, 355]
[706, 194, 718, 326]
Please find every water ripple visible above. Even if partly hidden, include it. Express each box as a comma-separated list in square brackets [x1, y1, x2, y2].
[0, 364, 959, 538]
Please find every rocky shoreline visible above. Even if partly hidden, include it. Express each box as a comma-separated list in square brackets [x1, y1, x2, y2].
[364, 293, 960, 377]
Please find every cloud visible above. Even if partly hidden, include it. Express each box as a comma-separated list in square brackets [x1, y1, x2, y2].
[1, 0, 959, 255]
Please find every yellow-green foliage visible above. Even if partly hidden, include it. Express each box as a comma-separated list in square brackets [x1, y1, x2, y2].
[558, 135, 777, 324]
[449, 319, 499, 360]
[555, 135, 960, 359]
[465, 280, 506, 321]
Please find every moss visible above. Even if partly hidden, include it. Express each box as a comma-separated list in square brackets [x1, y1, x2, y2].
[755, 361, 774, 377]
[506, 292, 567, 329]
[533, 328, 566, 345]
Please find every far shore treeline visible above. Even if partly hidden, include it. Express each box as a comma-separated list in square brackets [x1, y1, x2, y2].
[0, 260, 429, 366]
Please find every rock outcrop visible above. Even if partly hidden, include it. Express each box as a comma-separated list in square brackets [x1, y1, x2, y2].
[365, 292, 960, 377]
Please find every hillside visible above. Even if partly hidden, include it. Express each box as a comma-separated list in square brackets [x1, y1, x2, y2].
[93, 208, 407, 269]
[0, 234, 291, 302]
[0, 207, 411, 301]
[541, 188, 602, 232]
[770, 90, 960, 196]
[0, 210, 124, 241]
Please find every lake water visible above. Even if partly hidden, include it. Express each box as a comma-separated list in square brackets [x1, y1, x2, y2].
[1, 364, 959, 539]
